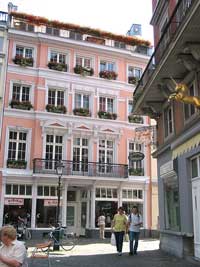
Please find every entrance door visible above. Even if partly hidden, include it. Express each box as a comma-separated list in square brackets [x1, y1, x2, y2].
[66, 203, 77, 234]
[192, 178, 200, 259]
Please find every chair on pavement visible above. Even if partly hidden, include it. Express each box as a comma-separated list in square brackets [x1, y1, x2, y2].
[30, 241, 52, 267]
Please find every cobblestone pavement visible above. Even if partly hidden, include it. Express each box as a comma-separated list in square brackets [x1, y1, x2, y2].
[27, 238, 199, 267]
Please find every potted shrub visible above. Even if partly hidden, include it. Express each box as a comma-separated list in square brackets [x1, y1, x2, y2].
[7, 159, 27, 169]
[129, 168, 144, 176]
[13, 55, 34, 67]
[73, 108, 91, 117]
[128, 115, 143, 123]
[48, 62, 68, 72]
[10, 100, 33, 110]
[98, 111, 117, 120]
[99, 70, 118, 80]
[46, 104, 67, 114]
[128, 76, 138, 85]
[74, 65, 94, 76]
[86, 36, 105, 45]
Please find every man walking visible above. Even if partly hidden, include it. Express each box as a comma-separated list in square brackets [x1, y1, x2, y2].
[128, 206, 143, 255]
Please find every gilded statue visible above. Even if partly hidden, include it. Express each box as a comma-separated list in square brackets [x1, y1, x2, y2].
[168, 82, 200, 108]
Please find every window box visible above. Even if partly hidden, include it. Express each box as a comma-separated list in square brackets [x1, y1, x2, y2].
[99, 70, 117, 80]
[128, 76, 138, 85]
[128, 115, 143, 124]
[46, 104, 67, 114]
[73, 108, 91, 117]
[86, 36, 105, 45]
[7, 159, 27, 169]
[129, 168, 144, 176]
[98, 111, 117, 120]
[10, 100, 33, 110]
[13, 55, 34, 67]
[74, 65, 94, 76]
[48, 62, 68, 72]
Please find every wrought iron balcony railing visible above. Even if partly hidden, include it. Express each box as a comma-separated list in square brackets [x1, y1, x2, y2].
[135, 0, 194, 93]
[33, 159, 128, 179]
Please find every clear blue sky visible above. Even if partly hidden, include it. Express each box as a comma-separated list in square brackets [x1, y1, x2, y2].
[0, 0, 153, 42]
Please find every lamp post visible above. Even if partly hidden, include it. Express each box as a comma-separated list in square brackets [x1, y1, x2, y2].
[53, 160, 64, 251]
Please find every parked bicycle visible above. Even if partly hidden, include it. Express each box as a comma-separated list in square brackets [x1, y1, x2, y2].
[44, 226, 77, 251]
[17, 221, 32, 240]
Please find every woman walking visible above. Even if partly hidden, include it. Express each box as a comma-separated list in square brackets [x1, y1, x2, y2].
[111, 207, 127, 256]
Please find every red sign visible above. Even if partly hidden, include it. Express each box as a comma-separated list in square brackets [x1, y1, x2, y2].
[4, 198, 24, 206]
[44, 199, 61, 207]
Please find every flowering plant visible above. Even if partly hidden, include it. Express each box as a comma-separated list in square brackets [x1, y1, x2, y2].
[99, 70, 117, 80]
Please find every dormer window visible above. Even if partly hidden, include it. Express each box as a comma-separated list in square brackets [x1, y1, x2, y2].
[46, 27, 59, 36]
[69, 31, 83, 41]
[114, 41, 126, 49]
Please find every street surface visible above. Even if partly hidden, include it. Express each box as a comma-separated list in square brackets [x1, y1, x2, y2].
[27, 238, 199, 266]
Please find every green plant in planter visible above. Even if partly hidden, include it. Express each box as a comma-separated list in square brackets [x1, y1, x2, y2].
[98, 111, 117, 120]
[48, 62, 68, 72]
[128, 76, 138, 85]
[73, 108, 91, 117]
[13, 55, 34, 67]
[7, 159, 27, 169]
[10, 100, 33, 110]
[74, 65, 94, 76]
[99, 70, 118, 80]
[128, 114, 143, 123]
[46, 104, 67, 114]
[129, 168, 144, 176]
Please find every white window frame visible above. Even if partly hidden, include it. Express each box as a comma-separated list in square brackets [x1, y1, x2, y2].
[95, 187, 118, 200]
[163, 104, 174, 140]
[47, 88, 65, 107]
[37, 185, 59, 198]
[98, 96, 115, 113]
[9, 80, 34, 104]
[45, 134, 63, 161]
[98, 139, 114, 164]
[5, 184, 32, 197]
[12, 42, 37, 68]
[48, 48, 70, 70]
[122, 189, 144, 200]
[191, 154, 200, 179]
[74, 93, 90, 109]
[49, 51, 67, 64]
[74, 53, 94, 69]
[4, 126, 32, 169]
[127, 65, 142, 79]
[99, 59, 116, 72]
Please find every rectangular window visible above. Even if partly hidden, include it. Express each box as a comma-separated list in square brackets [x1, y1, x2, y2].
[99, 140, 114, 173]
[8, 131, 27, 161]
[184, 84, 196, 121]
[164, 106, 173, 138]
[75, 56, 92, 68]
[45, 134, 63, 169]
[114, 41, 126, 49]
[50, 51, 66, 64]
[128, 100, 133, 114]
[128, 66, 142, 78]
[37, 186, 57, 196]
[12, 84, 30, 102]
[5, 184, 32, 196]
[100, 61, 115, 72]
[46, 27, 59, 36]
[99, 97, 114, 112]
[129, 142, 144, 175]
[191, 157, 198, 178]
[69, 31, 83, 41]
[95, 188, 118, 198]
[73, 138, 89, 172]
[48, 89, 64, 106]
[0, 37, 4, 51]
[16, 46, 33, 58]
[75, 93, 90, 109]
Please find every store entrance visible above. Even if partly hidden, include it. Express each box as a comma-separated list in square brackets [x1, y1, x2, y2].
[67, 203, 77, 234]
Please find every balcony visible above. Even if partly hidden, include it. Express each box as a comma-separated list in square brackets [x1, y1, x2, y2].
[33, 159, 128, 179]
[133, 0, 197, 116]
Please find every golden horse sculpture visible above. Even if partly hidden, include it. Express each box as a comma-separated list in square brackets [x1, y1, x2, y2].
[168, 83, 200, 108]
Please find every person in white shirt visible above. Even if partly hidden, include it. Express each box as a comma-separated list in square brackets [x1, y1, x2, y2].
[98, 212, 106, 239]
[0, 225, 27, 267]
[128, 206, 143, 255]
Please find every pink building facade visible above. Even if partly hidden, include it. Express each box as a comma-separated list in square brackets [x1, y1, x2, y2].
[0, 12, 155, 237]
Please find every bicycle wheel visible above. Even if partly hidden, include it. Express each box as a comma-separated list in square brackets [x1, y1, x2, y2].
[60, 233, 77, 251]
[25, 229, 32, 240]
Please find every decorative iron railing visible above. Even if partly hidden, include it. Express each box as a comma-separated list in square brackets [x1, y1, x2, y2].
[33, 159, 129, 179]
[135, 0, 194, 94]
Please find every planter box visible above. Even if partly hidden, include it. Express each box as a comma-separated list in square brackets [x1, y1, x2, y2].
[7, 160, 27, 169]
[73, 108, 91, 117]
[128, 76, 138, 85]
[48, 62, 68, 72]
[74, 65, 94, 76]
[46, 104, 67, 114]
[13, 56, 34, 67]
[86, 36, 105, 45]
[10, 100, 33, 110]
[128, 115, 143, 124]
[99, 70, 117, 80]
[98, 111, 117, 120]
[129, 168, 144, 176]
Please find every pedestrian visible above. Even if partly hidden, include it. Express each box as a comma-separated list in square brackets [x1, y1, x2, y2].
[111, 207, 127, 256]
[0, 225, 27, 267]
[98, 212, 106, 239]
[128, 206, 143, 255]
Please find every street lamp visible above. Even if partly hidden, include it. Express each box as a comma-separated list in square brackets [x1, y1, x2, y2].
[53, 160, 64, 251]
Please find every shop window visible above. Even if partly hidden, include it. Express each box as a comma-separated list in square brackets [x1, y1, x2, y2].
[6, 184, 12, 195]
[50, 187, 56, 196]
[67, 191, 76, 201]
[13, 185, 18, 195]
[5, 184, 32, 196]
[26, 186, 32, 195]
[19, 185, 25, 195]
[36, 199, 57, 227]
[37, 186, 58, 197]
[138, 190, 143, 199]
[81, 190, 88, 199]
[122, 202, 143, 215]
[122, 189, 143, 200]
[96, 188, 118, 199]
[95, 201, 118, 227]
[37, 186, 43, 196]
[191, 156, 200, 178]
[44, 186, 50, 196]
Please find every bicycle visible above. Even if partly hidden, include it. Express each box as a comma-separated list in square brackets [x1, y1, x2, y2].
[17, 221, 32, 240]
[44, 226, 77, 251]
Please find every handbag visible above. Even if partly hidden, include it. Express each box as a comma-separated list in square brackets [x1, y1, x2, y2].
[110, 233, 116, 246]
[124, 233, 129, 242]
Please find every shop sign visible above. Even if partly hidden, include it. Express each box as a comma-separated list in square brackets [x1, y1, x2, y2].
[44, 199, 60, 207]
[4, 198, 24, 206]
[128, 152, 145, 162]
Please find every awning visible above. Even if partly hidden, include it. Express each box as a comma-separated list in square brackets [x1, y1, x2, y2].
[172, 133, 200, 159]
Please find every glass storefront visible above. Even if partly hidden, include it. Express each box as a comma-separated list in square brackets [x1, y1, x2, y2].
[36, 199, 57, 227]
[95, 201, 118, 227]
[122, 202, 143, 216]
